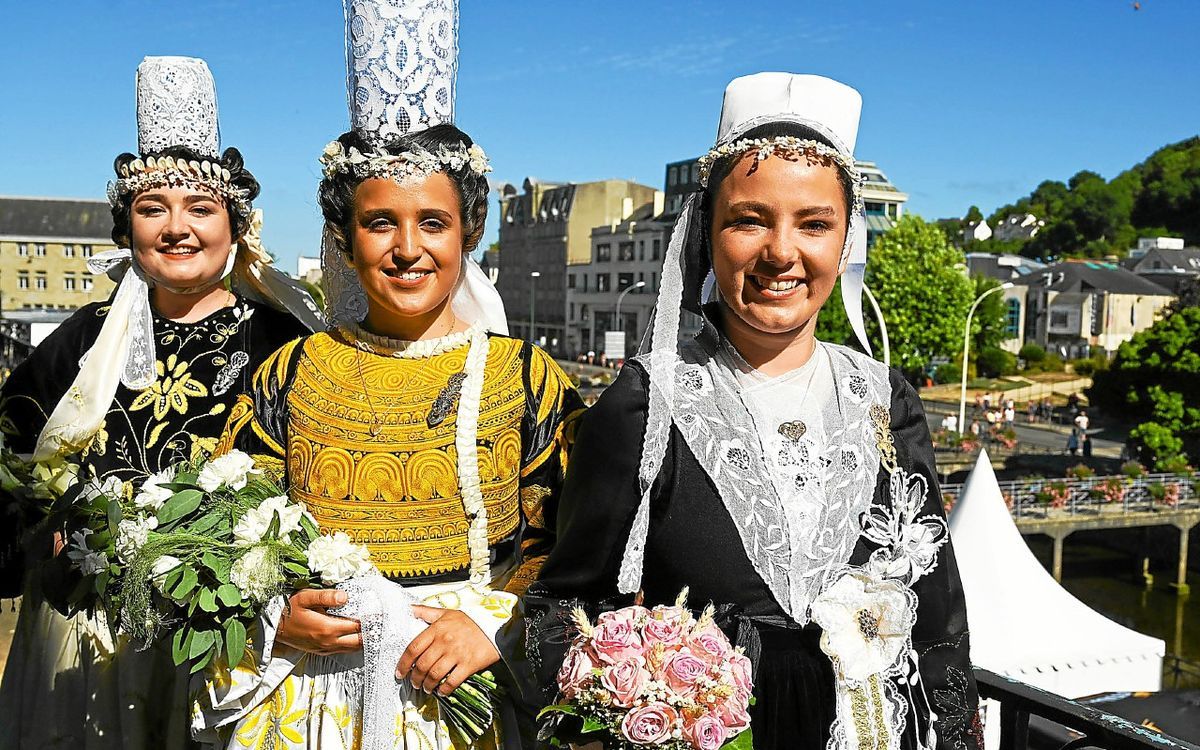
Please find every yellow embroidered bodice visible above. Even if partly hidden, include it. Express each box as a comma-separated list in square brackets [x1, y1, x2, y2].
[219, 329, 583, 588]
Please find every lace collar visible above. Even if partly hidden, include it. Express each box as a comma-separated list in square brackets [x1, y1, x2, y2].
[341, 323, 480, 360]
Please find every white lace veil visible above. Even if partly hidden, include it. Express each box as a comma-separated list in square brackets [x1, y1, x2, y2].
[618, 73, 874, 595]
[33, 58, 322, 461]
[318, 0, 507, 335]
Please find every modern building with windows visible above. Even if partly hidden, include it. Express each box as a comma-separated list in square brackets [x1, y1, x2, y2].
[493, 177, 658, 354]
[966, 252, 1047, 353]
[0, 197, 117, 312]
[858, 162, 908, 245]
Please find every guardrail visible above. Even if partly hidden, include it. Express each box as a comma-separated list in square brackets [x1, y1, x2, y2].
[942, 473, 1199, 518]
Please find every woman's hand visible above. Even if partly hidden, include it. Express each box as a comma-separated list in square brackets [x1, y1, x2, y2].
[395, 605, 500, 696]
[275, 589, 363, 655]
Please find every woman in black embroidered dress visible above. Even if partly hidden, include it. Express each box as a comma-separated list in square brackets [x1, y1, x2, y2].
[507, 73, 982, 750]
[0, 57, 317, 750]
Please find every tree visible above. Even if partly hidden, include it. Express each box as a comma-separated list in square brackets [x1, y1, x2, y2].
[815, 278, 855, 348]
[863, 215, 974, 376]
[1088, 306, 1200, 469]
[965, 205, 983, 224]
[971, 275, 1009, 354]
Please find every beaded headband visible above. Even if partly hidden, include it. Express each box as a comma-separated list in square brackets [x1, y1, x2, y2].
[696, 136, 863, 211]
[318, 139, 491, 182]
[107, 155, 253, 218]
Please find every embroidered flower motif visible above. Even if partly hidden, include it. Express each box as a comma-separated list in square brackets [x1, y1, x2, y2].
[839, 444, 861, 473]
[719, 439, 752, 471]
[862, 469, 948, 584]
[810, 570, 917, 683]
[843, 372, 869, 403]
[129, 354, 208, 421]
[678, 365, 709, 393]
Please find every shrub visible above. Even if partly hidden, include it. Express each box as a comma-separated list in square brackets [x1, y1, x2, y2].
[1067, 464, 1095, 480]
[935, 362, 961, 384]
[1091, 476, 1127, 504]
[1147, 481, 1181, 507]
[1121, 460, 1147, 479]
[1019, 343, 1046, 363]
[1041, 354, 1066, 372]
[1159, 455, 1194, 474]
[977, 347, 1017, 378]
[1071, 359, 1096, 376]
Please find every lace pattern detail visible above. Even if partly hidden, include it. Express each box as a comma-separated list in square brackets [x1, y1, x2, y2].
[135, 57, 220, 158]
[344, 0, 458, 146]
[321, 226, 369, 327]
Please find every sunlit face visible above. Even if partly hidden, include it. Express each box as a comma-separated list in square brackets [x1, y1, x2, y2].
[348, 174, 464, 334]
[709, 152, 848, 339]
[131, 186, 235, 290]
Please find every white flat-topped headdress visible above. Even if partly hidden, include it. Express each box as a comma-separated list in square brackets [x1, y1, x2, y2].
[34, 56, 323, 461]
[319, 0, 506, 333]
[619, 72, 878, 595]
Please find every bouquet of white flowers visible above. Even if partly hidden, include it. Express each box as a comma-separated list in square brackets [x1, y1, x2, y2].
[0, 435, 80, 597]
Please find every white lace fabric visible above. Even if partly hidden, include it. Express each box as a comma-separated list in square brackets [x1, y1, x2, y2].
[136, 57, 220, 157]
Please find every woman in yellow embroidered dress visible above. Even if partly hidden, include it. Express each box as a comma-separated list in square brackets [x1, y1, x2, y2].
[191, 79, 584, 750]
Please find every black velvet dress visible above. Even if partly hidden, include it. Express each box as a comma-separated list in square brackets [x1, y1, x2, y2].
[504, 349, 983, 750]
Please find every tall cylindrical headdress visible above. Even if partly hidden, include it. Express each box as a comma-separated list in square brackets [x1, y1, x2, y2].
[319, 0, 506, 334]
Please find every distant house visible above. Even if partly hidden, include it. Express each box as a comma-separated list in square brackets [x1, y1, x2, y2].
[993, 213, 1045, 242]
[1123, 237, 1200, 294]
[965, 253, 1047, 354]
[961, 220, 992, 245]
[1012, 260, 1175, 358]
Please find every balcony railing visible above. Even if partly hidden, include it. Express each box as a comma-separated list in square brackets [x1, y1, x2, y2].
[975, 668, 1199, 750]
[942, 473, 1200, 519]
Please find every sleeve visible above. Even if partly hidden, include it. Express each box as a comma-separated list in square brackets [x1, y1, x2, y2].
[213, 337, 306, 484]
[505, 344, 586, 596]
[890, 373, 983, 750]
[498, 362, 656, 712]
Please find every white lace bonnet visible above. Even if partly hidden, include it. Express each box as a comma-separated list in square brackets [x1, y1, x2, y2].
[318, 0, 508, 334]
[618, 73, 871, 593]
[33, 57, 323, 461]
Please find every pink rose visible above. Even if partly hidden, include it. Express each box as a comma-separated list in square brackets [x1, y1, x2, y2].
[684, 714, 729, 750]
[556, 646, 597, 699]
[686, 625, 731, 663]
[664, 649, 709, 696]
[644, 606, 686, 645]
[621, 702, 678, 745]
[717, 695, 752, 733]
[592, 611, 644, 664]
[600, 657, 650, 708]
[729, 652, 753, 695]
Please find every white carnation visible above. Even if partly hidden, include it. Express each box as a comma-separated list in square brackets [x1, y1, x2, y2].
[198, 450, 259, 492]
[306, 532, 373, 585]
[115, 515, 158, 563]
[134, 468, 176, 513]
[230, 545, 283, 603]
[233, 494, 304, 547]
[80, 475, 124, 504]
[149, 555, 183, 593]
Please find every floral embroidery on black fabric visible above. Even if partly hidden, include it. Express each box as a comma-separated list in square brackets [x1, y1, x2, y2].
[932, 666, 984, 750]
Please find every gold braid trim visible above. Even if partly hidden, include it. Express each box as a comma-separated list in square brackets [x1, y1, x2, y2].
[870, 403, 898, 475]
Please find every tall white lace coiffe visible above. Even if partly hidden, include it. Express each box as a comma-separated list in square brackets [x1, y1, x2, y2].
[33, 57, 322, 462]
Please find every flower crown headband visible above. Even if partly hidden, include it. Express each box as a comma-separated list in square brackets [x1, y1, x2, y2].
[319, 139, 492, 182]
[696, 136, 864, 212]
[108, 155, 253, 218]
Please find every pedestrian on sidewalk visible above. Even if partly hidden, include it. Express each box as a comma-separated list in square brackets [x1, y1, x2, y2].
[1067, 429, 1079, 456]
[1074, 409, 1090, 432]
[1082, 431, 1093, 458]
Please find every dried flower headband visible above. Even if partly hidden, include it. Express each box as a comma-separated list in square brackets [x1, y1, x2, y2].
[319, 140, 492, 183]
[108, 155, 253, 218]
[696, 136, 863, 211]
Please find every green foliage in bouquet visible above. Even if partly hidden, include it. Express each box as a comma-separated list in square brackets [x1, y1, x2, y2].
[60, 451, 324, 674]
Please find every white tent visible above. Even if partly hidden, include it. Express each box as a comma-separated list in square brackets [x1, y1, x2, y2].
[948, 453, 1164, 698]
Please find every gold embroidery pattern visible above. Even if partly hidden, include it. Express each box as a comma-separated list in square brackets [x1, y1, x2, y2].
[285, 333, 529, 578]
[869, 403, 897, 475]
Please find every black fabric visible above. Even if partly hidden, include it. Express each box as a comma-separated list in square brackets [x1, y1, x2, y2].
[505, 358, 982, 750]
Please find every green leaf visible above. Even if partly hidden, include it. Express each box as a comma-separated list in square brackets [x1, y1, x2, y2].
[161, 565, 184, 594]
[189, 646, 215, 674]
[172, 566, 199, 599]
[536, 704, 578, 720]
[172, 627, 195, 666]
[199, 587, 219, 613]
[189, 628, 215, 659]
[216, 583, 242, 608]
[161, 479, 200, 492]
[580, 716, 606, 734]
[201, 551, 232, 582]
[93, 570, 109, 596]
[721, 728, 755, 750]
[106, 497, 122, 536]
[190, 511, 223, 537]
[157, 489, 203, 526]
[224, 618, 247, 667]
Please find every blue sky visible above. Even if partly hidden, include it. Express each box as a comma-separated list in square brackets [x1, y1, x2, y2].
[1, 1, 1197, 271]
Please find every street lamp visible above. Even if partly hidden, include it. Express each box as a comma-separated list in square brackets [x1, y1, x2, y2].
[958, 282, 1014, 434]
[615, 280, 646, 333]
[529, 271, 541, 344]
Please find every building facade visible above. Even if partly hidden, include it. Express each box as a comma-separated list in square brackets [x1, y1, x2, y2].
[965, 252, 1048, 354]
[858, 162, 909, 245]
[0, 197, 117, 312]
[1124, 237, 1200, 295]
[494, 178, 658, 354]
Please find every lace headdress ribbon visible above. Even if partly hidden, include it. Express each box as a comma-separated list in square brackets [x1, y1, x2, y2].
[617, 73, 872, 594]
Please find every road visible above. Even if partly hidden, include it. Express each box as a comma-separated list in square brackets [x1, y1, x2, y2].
[920, 400, 1123, 458]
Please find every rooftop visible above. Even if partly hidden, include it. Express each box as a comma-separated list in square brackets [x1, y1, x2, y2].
[0, 196, 114, 241]
[1012, 260, 1176, 296]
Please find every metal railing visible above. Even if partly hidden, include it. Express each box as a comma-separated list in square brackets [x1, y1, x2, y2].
[943, 473, 1200, 519]
[975, 668, 1199, 750]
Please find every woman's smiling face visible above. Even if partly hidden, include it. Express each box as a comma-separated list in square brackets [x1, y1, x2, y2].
[348, 174, 464, 335]
[130, 185, 234, 289]
[708, 151, 849, 340]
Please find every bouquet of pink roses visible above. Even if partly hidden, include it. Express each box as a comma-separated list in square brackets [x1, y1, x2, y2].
[539, 590, 753, 750]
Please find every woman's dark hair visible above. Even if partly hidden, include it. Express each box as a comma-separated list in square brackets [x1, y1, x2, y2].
[317, 123, 489, 258]
[110, 146, 260, 247]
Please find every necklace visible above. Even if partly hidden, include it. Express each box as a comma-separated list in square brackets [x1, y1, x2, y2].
[775, 354, 823, 443]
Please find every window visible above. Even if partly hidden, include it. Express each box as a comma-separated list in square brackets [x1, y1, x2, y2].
[567, 274, 576, 289]
[35, 244, 46, 257]
[17, 243, 28, 257]
[63, 245, 75, 258]
[618, 242, 635, 261]
[1049, 311, 1070, 329]
[690, 163, 700, 183]
[651, 271, 659, 291]
[17, 273, 29, 290]
[865, 202, 885, 216]
[35, 273, 47, 290]
[652, 238, 661, 260]
[82, 245, 93, 258]
[668, 167, 678, 186]
[1005, 298, 1020, 337]
[580, 275, 588, 292]
[618, 272, 635, 290]
[596, 243, 611, 262]
[570, 303, 576, 320]
[638, 241, 645, 261]
[596, 273, 611, 292]
[82, 277, 94, 291]
[580, 304, 589, 321]
[64, 275, 76, 291]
